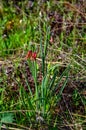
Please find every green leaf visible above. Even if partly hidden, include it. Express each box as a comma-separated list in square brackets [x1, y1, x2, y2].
[1, 113, 14, 123]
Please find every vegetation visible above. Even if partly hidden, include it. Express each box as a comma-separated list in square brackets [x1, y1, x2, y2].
[0, 0, 86, 129]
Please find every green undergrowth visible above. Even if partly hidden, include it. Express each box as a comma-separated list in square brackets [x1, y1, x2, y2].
[0, 0, 86, 130]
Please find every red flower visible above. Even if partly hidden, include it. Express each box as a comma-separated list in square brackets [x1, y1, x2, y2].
[32, 52, 37, 60]
[26, 50, 32, 59]
[25, 50, 37, 60]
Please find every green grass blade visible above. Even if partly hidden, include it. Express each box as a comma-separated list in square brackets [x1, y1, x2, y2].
[21, 69, 33, 97]
[53, 65, 70, 93]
